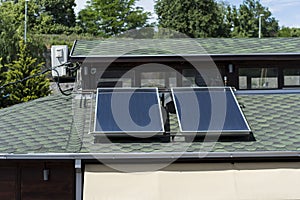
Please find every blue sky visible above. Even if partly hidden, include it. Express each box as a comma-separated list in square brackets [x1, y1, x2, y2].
[75, 0, 300, 28]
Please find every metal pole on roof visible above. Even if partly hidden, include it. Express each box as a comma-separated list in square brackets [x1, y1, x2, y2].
[75, 160, 82, 200]
[259, 14, 264, 39]
[24, 0, 29, 43]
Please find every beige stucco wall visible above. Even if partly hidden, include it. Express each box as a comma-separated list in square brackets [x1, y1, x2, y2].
[84, 162, 300, 200]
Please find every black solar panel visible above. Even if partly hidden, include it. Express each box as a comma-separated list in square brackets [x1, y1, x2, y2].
[94, 88, 164, 134]
[172, 87, 251, 134]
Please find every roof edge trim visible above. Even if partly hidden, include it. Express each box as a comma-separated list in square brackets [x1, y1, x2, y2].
[70, 53, 300, 58]
[236, 89, 300, 95]
[2, 151, 300, 160]
[69, 40, 77, 57]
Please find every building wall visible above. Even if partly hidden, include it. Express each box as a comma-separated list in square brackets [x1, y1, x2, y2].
[84, 162, 300, 200]
[0, 160, 74, 200]
[80, 59, 300, 91]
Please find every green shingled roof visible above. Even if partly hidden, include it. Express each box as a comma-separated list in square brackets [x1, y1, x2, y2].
[71, 38, 300, 57]
[0, 95, 82, 153]
[1, 91, 300, 155]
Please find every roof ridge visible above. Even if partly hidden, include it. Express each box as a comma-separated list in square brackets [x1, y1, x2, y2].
[76, 37, 300, 41]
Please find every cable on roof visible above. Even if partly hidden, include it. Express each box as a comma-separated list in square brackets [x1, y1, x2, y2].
[50, 67, 73, 96]
[0, 62, 81, 96]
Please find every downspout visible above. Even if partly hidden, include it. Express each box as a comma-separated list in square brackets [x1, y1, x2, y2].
[75, 159, 82, 200]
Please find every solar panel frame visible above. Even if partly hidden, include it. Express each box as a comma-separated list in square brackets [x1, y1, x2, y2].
[171, 87, 251, 135]
[94, 87, 165, 135]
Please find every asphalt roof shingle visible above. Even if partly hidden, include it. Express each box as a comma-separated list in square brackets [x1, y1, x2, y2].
[0, 95, 82, 153]
[71, 38, 300, 57]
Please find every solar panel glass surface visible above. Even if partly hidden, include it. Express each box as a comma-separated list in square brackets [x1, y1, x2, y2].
[94, 88, 164, 133]
[172, 87, 250, 133]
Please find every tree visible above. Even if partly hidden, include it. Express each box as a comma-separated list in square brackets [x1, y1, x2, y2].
[33, 0, 83, 34]
[230, 0, 279, 37]
[78, 0, 151, 37]
[37, 0, 76, 27]
[2, 41, 51, 107]
[0, 0, 79, 66]
[31, 0, 81, 34]
[0, 0, 79, 41]
[278, 27, 300, 37]
[0, 1, 23, 64]
[0, 0, 49, 64]
[0, 58, 7, 108]
[218, 2, 234, 38]
[155, 0, 231, 38]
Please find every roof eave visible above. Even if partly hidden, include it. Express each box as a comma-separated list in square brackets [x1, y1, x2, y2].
[2, 151, 300, 161]
[69, 53, 300, 63]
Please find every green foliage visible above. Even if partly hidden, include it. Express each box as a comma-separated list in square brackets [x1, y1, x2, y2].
[2, 41, 51, 107]
[0, 58, 6, 108]
[230, 0, 279, 37]
[34, 33, 103, 50]
[155, 0, 231, 38]
[0, 1, 23, 64]
[0, 58, 4, 84]
[0, 0, 81, 66]
[155, 0, 279, 38]
[31, 0, 81, 34]
[78, 0, 151, 37]
[278, 27, 300, 37]
[0, 0, 79, 48]
[32, 0, 82, 34]
[0, 0, 49, 65]
[36, 0, 76, 27]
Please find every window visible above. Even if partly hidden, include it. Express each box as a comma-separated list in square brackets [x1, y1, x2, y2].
[98, 70, 133, 87]
[239, 68, 278, 89]
[182, 69, 198, 87]
[141, 72, 166, 88]
[182, 69, 223, 87]
[284, 68, 300, 86]
[140, 71, 178, 88]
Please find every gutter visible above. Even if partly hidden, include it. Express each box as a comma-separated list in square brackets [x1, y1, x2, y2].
[1, 151, 300, 161]
[70, 53, 300, 58]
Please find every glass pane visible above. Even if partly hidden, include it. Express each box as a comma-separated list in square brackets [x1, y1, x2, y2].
[284, 69, 300, 86]
[98, 70, 133, 87]
[141, 72, 165, 88]
[98, 78, 132, 87]
[172, 87, 250, 133]
[239, 76, 247, 89]
[182, 69, 198, 87]
[182, 69, 222, 87]
[251, 77, 278, 89]
[169, 76, 177, 87]
[95, 88, 164, 133]
[239, 68, 278, 89]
